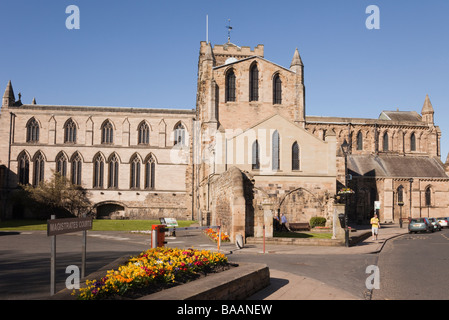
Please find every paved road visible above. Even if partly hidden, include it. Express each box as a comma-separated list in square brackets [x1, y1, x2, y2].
[373, 228, 449, 300]
[0, 230, 151, 299]
[4, 225, 443, 300]
[0, 227, 376, 300]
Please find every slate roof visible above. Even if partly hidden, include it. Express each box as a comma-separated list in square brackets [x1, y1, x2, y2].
[348, 154, 448, 178]
[378, 111, 422, 122]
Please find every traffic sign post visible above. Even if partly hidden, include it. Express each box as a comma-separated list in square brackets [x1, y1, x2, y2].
[47, 216, 93, 295]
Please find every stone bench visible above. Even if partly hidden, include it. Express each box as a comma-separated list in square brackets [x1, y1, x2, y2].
[289, 222, 311, 231]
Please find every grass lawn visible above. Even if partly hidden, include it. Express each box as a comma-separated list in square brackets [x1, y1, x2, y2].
[274, 231, 333, 239]
[0, 219, 198, 231]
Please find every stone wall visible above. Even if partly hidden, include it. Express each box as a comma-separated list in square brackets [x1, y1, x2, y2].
[209, 166, 247, 242]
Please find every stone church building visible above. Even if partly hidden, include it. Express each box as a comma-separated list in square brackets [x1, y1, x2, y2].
[1, 39, 448, 242]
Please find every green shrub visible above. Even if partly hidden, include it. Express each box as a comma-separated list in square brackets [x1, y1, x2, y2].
[309, 217, 327, 228]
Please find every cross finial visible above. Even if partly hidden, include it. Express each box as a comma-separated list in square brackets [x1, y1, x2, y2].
[226, 19, 232, 43]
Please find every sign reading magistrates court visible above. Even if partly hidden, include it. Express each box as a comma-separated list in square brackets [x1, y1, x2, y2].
[47, 217, 93, 236]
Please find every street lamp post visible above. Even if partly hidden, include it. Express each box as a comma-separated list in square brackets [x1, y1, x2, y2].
[341, 139, 350, 247]
[398, 201, 404, 228]
[409, 178, 414, 219]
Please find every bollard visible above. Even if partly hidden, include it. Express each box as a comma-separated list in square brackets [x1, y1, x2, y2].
[217, 226, 221, 251]
[263, 224, 265, 254]
[151, 225, 158, 248]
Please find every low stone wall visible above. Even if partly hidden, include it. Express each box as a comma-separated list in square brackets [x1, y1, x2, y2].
[50, 255, 270, 300]
[139, 263, 270, 300]
[246, 236, 345, 246]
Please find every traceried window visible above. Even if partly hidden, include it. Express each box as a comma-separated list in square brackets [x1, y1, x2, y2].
[225, 69, 236, 102]
[101, 120, 114, 144]
[64, 119, 77, 143]
[93, 154, 105, 188]
[249, 64, 259, 102]
[273, 74, 282, 104]
[410, 132, 416, 152]
[33, 152, 45, 186]
[272, 130, 280, 171]
[138, 121, 150, 145]
[18, 152, 30, 185]
[145, 155, 155, 189]
[56, 153, 68, 177]
[357, 132, 363, 151]
[174, 123, 186, 146]
[108, 154, 119, 189]
[252, 140, 260, 170]
[292, 141, 300, 171]
[71, 153, 82, 185]
[130, 155, 141, 189]
[26, 118, 40, 143]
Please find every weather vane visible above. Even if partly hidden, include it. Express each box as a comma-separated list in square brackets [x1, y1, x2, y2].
[226, 19, 232, 43]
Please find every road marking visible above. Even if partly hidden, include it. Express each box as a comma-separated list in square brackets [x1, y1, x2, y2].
[88, 234, 131, 241]
[440, 233, 449, 241]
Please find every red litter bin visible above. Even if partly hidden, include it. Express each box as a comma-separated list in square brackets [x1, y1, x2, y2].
[151, 225, 167, 248]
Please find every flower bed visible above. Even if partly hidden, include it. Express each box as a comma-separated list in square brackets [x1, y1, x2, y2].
[204, 228, 230, 242]
[73, 247, 229, 300]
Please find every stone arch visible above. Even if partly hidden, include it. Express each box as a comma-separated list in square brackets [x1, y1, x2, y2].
[277, 187, 325, 223]
[94, 201, 127, 219]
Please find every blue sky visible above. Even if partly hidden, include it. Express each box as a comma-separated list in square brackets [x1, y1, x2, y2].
[1, 0, 448, 159]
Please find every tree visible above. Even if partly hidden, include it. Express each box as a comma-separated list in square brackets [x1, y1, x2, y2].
[22, 171, 92, 218]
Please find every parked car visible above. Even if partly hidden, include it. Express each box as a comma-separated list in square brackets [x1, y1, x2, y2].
[437, 217, 449, 229]
[408, 218, 434, 233]
[428, 217, 442, 231]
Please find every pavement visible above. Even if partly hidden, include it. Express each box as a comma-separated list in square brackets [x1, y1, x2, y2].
[211, 223, 409, 300]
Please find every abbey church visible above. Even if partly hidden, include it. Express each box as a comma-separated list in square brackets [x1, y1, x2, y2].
[1, 39, 448, 241]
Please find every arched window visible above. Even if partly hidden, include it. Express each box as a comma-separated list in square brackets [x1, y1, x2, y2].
[101, 120, 114, 144]
[252, 140, 260, 170]
[273, 74, 282, 104]
[397, 185, 404, 204]
[138, 121, 150, 145]
[383, 132, 389, 151]
[145, 155, 155, 189]
[93, 154, 105, 188]
[174, 123, 186, 146]
[410, 133, 416, 152]
[18, 152, 30, 185]
[26, 118, 40, 142]
[130, 155, 141, 189]
[292, 141, 300, 171]
[33, 152, 45, 186]
[64, 119, 77, 143]
[71, 153, 82, 185]
[249, 64, 259, 102]
[225, 69, 236, 102]
[108, 154, 119, 189]
[56, 153, 68, 177]
[272, 130, 280, 170]
[425, 186, 431, 207]
[357, 131, 363, 151]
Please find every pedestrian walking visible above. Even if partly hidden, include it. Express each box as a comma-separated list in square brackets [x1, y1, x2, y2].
[280, 213, 289, 232]
[370, 213, 380, 240]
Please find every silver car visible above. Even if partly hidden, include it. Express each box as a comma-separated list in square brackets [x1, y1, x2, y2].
[437, 217, 449, 229]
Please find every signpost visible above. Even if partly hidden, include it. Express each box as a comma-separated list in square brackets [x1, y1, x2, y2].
[47, 216, 93, 295]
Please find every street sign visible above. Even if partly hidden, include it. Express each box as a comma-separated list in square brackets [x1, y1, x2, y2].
[47, 217, 93, 236]
[47, 216, 93, 295]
